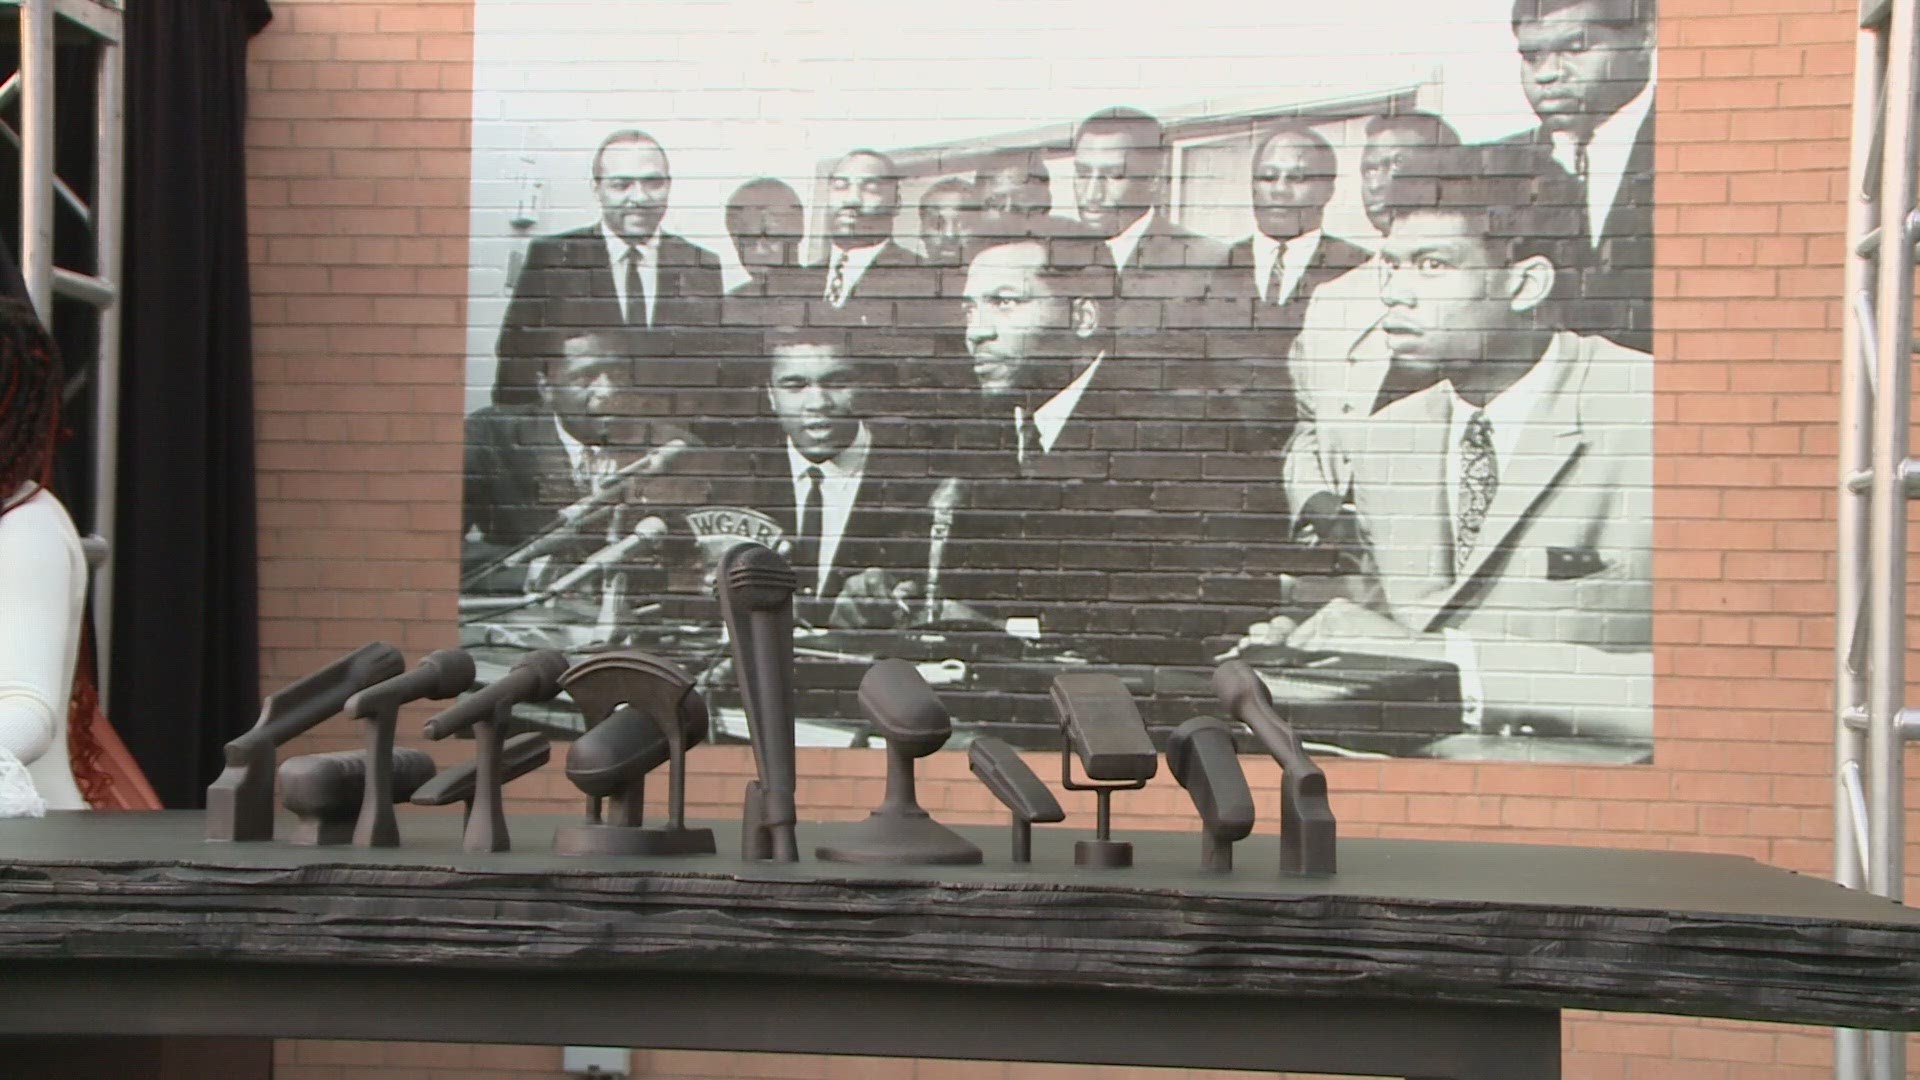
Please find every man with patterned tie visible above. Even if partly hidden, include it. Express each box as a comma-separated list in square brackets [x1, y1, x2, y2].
[491, 129, 723, 407]
[1206, 123, 1371, 358]
[1495, 0, 1656, 353]
[793, 150, 928, 317]
[1248, 160, 1653, 751]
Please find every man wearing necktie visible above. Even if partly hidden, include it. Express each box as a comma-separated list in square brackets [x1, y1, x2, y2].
[1249, 156, 1654, 752]
[1206, 123, 1370, 357]
[960, 234, 1116, 475]
[1496, 0, 1656, 354]
[794, 150, 927, 318]
[1278, 112, 1464, 527]
[755, 329, 931, 611]
[491, 128, 723, 407]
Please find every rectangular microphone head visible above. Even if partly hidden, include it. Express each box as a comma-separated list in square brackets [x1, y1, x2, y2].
[968, 737, 1064, 824]
[1049, 673, 1158, 783]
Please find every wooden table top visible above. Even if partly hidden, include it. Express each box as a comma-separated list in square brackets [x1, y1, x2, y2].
[3, 809, 1916, 1030]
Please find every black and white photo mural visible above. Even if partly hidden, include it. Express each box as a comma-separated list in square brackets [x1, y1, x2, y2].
[461, 0, 1657, 763]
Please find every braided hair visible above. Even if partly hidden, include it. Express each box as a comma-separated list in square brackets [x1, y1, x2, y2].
[0, 298, 58, 501]
[0, 297, 109, 805]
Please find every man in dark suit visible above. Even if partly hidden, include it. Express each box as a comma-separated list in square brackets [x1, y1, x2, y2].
[724, 177, 805, 298]
[492, 129, 724, 406]
[938, 231, 1295, 643]
[1495, 0, 1655, 353]
[463, 331, 696, 595]
[1207, 123, 1371, 358]
[1069, 107, 1228, 335]
[787, 150, 931, 315]
[973, 149, 1053, 244]
[749, 328, 932, 618]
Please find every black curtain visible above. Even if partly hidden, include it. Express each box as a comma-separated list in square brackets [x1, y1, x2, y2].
[111, 0, 273, 807]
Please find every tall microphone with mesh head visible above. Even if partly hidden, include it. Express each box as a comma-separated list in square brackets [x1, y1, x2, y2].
[342, 648, 475, 848]
[716, 542, 799, 862]
[423, 649, 569, 853]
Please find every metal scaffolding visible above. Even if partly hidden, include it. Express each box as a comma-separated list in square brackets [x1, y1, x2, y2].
[1836, 0, 1919, 1075]
[2, 0, 124, 702]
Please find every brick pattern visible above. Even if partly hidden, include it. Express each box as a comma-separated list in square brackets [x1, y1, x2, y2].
[243, 0, 1918, 1075]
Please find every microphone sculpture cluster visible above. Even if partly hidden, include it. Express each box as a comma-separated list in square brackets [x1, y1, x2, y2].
[196, 570, 1338, 879]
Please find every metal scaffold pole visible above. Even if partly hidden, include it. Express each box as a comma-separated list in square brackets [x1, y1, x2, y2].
[4, 0, 125, 703]
[1836, 0, 1919, 1075]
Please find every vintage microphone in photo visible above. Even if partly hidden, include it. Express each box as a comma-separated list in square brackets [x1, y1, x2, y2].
[423, 648, 570, 853]
[920, 476, 964, 625]
[341, 647, 476, 848]
[716, 541, 800, 862]
[458, 438, 688, 590]
[529, 514, 670, 601]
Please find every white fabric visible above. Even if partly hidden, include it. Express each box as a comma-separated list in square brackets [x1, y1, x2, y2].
[601, 225, 660, 326]
[1254, 228, 1321, 305]
[0, 746, 45, 818]
[786, 423, 872, 595]
[1549, 80, 1654, 247]
[1104, 210, 1156, 274]
[1029, 351, 1107, 454]
[0, 483, 87, 810]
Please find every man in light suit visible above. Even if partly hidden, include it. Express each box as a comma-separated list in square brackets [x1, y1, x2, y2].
[493, 129, 724, 406]
[1253, 162, 1651, 748]
[1496, 0, 1656, 353]
[1282, 115, 1474, 518]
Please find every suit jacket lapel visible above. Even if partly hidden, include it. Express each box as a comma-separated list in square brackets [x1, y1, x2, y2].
[1441, 331, 1590, 606]
[1355, 385, 1452, 619]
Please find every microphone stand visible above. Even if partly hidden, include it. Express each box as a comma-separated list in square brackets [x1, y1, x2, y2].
[717, 541, 800, 862]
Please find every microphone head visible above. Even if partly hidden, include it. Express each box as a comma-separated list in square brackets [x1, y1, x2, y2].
[720, 541, 797, 610]
[513, 649, 572, 704]
[1050, 672, 1158, 783]
[858, 658, 951, 754]
[420, 648, 478, 700]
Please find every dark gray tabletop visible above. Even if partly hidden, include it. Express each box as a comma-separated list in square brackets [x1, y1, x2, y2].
[3, 809, 1917, 1031]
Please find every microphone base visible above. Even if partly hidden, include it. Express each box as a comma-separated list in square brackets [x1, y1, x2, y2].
[554, 822, 717, 858]
[815, 808, 983, 866]
[1074, 838, 1134, 869]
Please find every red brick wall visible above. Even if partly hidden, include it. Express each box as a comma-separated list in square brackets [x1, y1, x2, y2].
[245, 0, 1910, 1074]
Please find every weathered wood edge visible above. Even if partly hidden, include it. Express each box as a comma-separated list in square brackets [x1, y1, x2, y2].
[4, 857, 1918, 1030]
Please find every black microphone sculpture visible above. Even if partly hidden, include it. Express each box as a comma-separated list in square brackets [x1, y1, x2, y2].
[816, 659, 982, 865]
[1166, 716, 1256, 871]
[422, 648, 569, 853]
[1050, 672, 1158, 869]
[411, 732, 552, 825]
[341, 647, 474, 848]
[1214, 659, 1338, 875]
[967, 736, 1063, 864]
[206, 642, 406, 842]
[554, 650, 714, 857]
[277, 748, 439, 847]
[716, 541, 800, 862]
